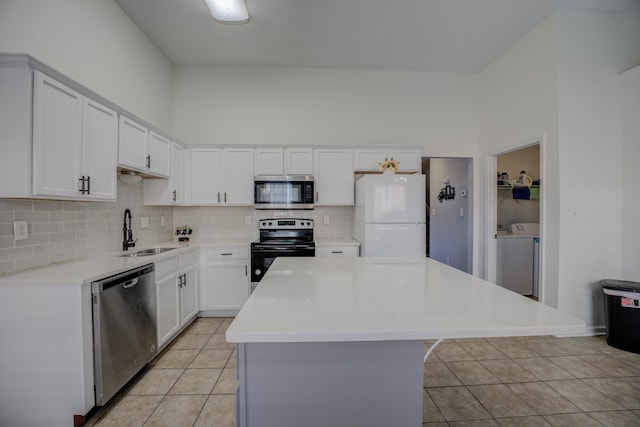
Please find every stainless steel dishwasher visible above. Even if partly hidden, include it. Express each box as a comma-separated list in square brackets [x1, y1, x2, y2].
[92, 264, 157, 406]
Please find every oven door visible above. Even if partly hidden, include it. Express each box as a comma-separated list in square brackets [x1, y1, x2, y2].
[251, 245, 315, 283]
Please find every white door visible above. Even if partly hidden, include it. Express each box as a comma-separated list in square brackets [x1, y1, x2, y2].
[170, 142, 184, 204]
[32, 71, 83, 198]
[180, 265, 199, 324]
[314, 149, 354, 205]
[148, 131, 171, 177]
[255, 148, 284, 175]
[362, 224, 426, 257]
[285, 148, 314, 175]
[362, 175, 425, 223]
[118, 115, 148, 172]
[81, 98, 117, 201]
[190, 148, 222, 205]
[204, 261, 249, 309]
[223, 148, 254, 205]
[496, 237, 534, 295]
[157, 274, 180, 347]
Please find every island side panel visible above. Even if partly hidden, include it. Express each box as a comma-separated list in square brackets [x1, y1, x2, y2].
[236, 340, 424, 427]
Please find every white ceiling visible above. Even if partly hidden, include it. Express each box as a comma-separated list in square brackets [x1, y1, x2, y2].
[114, 0, 640, 73]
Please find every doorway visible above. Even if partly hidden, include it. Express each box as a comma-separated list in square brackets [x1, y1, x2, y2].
[422, 157, 473, 274]
[486, 142, 542, 298]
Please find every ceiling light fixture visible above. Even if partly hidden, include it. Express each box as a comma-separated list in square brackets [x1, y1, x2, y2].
[204, 0, 249, 24]
[119, 170, 143, 184]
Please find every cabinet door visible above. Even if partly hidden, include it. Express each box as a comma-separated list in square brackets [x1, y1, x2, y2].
[316, 246, 359, 257]
[190, 148, 222, 205]
[180, 265, 199, 324]
[148, 131, 171, 177]
[314, 149, 354, 205]
[81, 98, 117, 201]
[203, 261, 249, 310]
[118, 115, 148, 172]
[285, 147, 313, 175]
[353, 149, 388, 171]
[254, 148, 284, 176]
[388, 150, 421, 172]
[32, 71, 83, 198]
[223, 148, 254, 205]
[157, 274, 180, 347]
[170, 142, 184, 204]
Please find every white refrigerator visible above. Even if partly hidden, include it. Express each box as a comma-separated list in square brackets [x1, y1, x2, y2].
[353, 174, 426, 257]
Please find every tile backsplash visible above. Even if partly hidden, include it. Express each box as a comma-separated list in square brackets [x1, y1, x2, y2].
[0, 181, 173, 275]
[0, 180, 354, 275]
[173, 206, 354, 241]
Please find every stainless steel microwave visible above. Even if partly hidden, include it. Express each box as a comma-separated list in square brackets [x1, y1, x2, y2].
[254, 175, 314, 210]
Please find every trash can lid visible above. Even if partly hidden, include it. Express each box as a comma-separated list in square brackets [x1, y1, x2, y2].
[601, 279, 640, 292]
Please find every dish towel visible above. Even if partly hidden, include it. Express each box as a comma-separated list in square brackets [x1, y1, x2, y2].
[530, 187, 540, 200]
[512, 187, 530, 200]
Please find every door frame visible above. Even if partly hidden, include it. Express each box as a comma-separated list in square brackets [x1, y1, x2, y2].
[484, 136, 545, 301]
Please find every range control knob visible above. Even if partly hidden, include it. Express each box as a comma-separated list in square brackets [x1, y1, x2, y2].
[255, 269, 261, 276]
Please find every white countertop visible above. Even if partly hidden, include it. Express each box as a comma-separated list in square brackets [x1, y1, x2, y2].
[0, 238, 253, 286]
[226, 257, 585, 343]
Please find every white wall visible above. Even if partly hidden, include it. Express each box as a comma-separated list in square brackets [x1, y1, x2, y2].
[621, 67, 640, 279]
[429, 158, 473, 273]
[0, 0, 173, 129]
[478, 13, 560, 307]
[171, 66, 478, 155]
[556, 10, 640, 330]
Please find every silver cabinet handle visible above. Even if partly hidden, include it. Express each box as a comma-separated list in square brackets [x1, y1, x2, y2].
[172, 190, 177, 201]
[122, 278, 139, 289]
[316, 192, 319, 202]
[224, 192, 227, 203]
[146, 155, 151, 169]
[218, 192, 220, 203]
[331, 251, 343, 254]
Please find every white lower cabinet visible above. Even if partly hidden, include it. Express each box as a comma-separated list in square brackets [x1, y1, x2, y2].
[316, 245, 359, 257]
[200, 245, 250, 315]
[156, 249, 199, 349]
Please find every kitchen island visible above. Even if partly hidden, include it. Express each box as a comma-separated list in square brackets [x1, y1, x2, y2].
[226, 257, 585, 427]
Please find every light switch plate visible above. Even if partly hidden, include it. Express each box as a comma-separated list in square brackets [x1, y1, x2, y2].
[14, 220, 28, 241]
[245, 216, 252, 225]
[161, 216, 166, 226]
[323, 215, 330, 224]
[140, 217, 149, 228]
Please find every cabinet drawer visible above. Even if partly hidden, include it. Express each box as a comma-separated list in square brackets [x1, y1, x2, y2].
[316, 246, 359, 257]
[203, 246, 249, 260]
[180, 249, 198, 267]
[155, 256, 180, 280]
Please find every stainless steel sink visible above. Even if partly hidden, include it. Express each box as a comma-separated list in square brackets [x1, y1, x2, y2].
[119, 247, 177, 257]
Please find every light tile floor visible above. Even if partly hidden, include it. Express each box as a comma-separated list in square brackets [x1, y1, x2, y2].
[87, 318, 640, 427]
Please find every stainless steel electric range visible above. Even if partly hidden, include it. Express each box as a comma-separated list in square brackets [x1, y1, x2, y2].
[250, 218, 315, 288]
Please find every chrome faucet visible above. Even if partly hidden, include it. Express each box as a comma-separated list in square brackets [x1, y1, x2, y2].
[123, 209, 137, 251]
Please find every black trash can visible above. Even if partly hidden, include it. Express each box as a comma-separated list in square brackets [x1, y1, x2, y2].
[602, 279, 640, 354]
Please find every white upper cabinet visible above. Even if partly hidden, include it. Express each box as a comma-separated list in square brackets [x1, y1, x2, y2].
[143, 141, 184, 205]
[223, 148, 254, 205]
[254, 148, 284, 176]
[80, 98, 118, 201]
[32, 71, 117, 201]
[285, 147, 313, 175]
[353, 149, 422, 172]
[189, 148, 223, 205]
[185, 148, 254, 206]
[148, 131, 171, 177]
[314, 149, 354, 206]
[118, 115, 148, 172]
[118, 116, 171, 178]
[255, 147, 313, 176]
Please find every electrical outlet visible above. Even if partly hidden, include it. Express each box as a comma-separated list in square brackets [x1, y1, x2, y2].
[323, 215, 330, 224]
[14, 220, 28, 241]
[161, 216, 166, 226]
[140, 216, 149, 228]
[245, 216, 252, 225]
